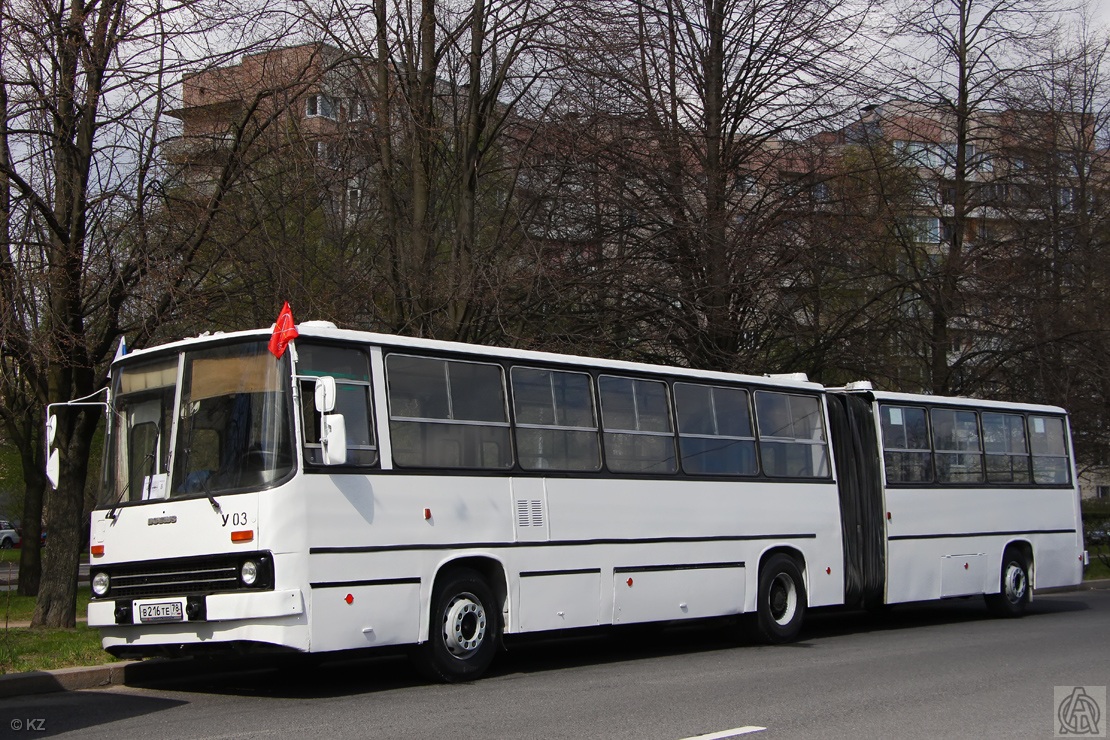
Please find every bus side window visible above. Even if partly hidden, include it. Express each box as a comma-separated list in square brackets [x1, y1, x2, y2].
[674, 382, 757, 476]
[982, 412, 1031, 483]
[296, 344, 378, 466]
[387, 355, 512, 470]
[598, 376, 677, 474]
[1029, 415, 1069, 484]
[931, 408, 983, 484]
[754, 391, 829, 478]
[880, 405, 932, 484]
[512, 366, 601, 472]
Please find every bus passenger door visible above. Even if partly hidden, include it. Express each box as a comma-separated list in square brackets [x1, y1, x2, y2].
[827, 393, 886, 609]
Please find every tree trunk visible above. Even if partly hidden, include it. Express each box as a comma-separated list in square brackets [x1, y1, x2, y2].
[31, 406, 96, 627]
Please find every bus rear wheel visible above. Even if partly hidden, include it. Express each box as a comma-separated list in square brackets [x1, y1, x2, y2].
[411, 568, 498, 683]
[755, 554, 807, 643]
[985, 548, 1031, 617]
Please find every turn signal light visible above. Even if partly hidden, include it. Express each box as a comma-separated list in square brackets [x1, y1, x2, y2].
[90, 545, 105, 557]
[230, 530, 254, 543]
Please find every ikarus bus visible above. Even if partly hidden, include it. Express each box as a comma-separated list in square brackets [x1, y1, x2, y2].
[55, 320, 1086, 681]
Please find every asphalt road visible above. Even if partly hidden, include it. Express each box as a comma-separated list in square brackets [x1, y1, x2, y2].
[3, 589, 1108, 739]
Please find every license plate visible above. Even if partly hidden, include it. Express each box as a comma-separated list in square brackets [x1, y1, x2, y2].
[137, 600, 184, 623]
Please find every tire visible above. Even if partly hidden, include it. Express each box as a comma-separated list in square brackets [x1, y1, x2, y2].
[411, 568, 498, 683]
[755, 554, 807, 643]
[985, 548, 1031, 617]
[0, 538, 11, 550]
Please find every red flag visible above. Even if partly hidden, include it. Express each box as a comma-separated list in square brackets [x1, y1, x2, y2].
[268, 301, 299, 358]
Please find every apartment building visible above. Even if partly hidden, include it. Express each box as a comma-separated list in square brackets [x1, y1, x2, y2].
[164, 42, 371, 215]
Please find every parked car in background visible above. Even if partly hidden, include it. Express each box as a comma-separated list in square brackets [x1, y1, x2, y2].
[0, 520, 19, 549]
[13, 525, 45, 548]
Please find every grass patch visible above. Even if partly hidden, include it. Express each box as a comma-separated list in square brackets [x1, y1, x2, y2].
[1087, 545, 1110, 580]
[0, 588, 92, 624]
[0, 624, 113, 675]
[0, 587, 110, 675]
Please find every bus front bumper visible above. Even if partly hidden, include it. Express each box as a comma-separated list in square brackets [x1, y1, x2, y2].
[88, 589, 303, 627]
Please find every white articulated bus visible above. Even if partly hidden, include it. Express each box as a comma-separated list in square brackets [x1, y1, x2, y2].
[70, 322, 1085, 681]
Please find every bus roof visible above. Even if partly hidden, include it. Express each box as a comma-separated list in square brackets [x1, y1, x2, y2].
[864, 389, 1067, 416]
[114, 324, 1068, 415]
[113, 323, 828, 392]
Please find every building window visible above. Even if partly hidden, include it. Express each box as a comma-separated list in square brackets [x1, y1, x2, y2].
[894, 140, 944, 169]
[347, 188, 362, 213]
[906, 217, 942, 243]
[305, 94, 336, 120]
[1057, 187, 1077, 212]
[348, 96, 367, 121]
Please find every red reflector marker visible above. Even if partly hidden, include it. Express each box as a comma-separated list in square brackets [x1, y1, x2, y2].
[626, 577, 634, 587]
[345, 593, 354, 605]
[90, 545, 105, 557]
[423, 508, 432, 520]
[826, 567, 832, 575]
[230, 530, 254, 543]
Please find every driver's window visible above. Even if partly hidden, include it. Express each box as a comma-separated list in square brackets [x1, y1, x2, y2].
[296, 344, 378, 466]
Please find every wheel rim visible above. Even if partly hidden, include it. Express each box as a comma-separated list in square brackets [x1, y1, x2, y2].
[1002, 561, 1028, 604]
[442, 592, 487, 658]
[768, 573, 798, 626]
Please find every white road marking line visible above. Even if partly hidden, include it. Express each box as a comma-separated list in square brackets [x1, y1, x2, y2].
[679, 726, 768, 740]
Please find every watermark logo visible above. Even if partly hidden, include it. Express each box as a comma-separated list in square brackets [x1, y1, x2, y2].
[9, 718, 46, 731]
[1056, 686, 1107, 737]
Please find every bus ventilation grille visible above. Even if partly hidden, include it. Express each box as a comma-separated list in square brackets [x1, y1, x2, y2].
[516, 499, 544, 528]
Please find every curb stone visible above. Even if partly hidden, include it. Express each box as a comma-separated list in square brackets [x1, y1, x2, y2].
[0, 579, 1107, 699]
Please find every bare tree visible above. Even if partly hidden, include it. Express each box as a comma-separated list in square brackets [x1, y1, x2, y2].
[526, 0, 875, 372]
[984, 24, 1110, 472]
[873, 0, 1064, 394]
[247, 0, 565, 343]
[0, 0, 298, 624]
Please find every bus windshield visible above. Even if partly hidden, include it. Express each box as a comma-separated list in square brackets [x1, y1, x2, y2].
[102, 341, 294, 506]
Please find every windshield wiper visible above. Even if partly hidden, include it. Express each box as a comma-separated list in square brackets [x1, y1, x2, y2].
[201, 476, 222, 515]
[178, 406, 222, 515]
[107, 432, 159, 520]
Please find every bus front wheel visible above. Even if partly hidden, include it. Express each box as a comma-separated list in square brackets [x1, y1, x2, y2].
[755, 554, 807, 643]
[411, 568, 498, 682]
[985, 548, 1031, 617]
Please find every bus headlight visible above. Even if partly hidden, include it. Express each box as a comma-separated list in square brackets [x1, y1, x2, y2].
[240, 560, 259, 587]
[92, 571, 110, 596]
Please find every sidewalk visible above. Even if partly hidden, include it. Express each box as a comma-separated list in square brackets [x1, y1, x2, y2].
[1, 579, 1108, 699]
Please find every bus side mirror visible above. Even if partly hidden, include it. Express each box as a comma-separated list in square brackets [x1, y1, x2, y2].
[315, 377, 337, 413]
[314, 377, 347, 465]
[45, 414, 60, 490]
[322, 413, 347, 465]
